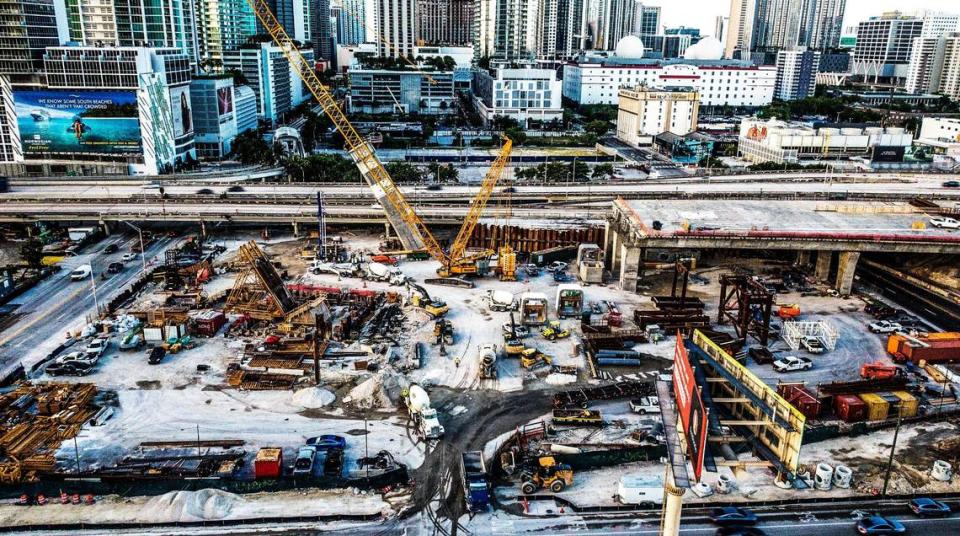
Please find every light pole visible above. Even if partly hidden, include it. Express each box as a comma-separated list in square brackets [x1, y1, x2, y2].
[88, 266, 100, 316]
[881, 405, 904, 497]
[120, 220, 147, 276]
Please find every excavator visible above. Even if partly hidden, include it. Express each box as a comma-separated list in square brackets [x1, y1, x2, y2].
[246, 0, 516, 281]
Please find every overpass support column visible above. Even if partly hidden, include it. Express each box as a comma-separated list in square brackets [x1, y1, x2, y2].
[99, 221, 111, 236]
[603, 221, 614, 271]
[796, 250, 810, 267]
[619, 244, 641, 292]
[815, 251, 832, 281]
[835, 251, 860, 296]
[292, 221, 300, 237]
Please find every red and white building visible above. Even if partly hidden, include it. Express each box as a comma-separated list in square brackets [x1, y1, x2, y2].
[562, 59, 777, 108]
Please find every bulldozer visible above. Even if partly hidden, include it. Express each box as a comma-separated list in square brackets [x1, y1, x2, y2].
[520, 456, 574, 494]
[521, 348, 552, 368]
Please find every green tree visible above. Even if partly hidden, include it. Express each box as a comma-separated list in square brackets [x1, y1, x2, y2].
[19, 239, 44, 272]
[585, 120, 611, 137]
[300, 111, 328, 151]
[591, 163, 615, 179]
[503, 127, 527, 146]
[385, 162, 425, 183]
[231, 130, 274, 165]
[433, 164, 459, 183]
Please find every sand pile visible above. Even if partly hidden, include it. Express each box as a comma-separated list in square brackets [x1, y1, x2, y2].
[291, 386, 336, 408]
[143, 489, 240, 521]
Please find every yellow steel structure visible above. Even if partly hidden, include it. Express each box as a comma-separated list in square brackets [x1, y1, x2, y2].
[248, 0, 513, 278]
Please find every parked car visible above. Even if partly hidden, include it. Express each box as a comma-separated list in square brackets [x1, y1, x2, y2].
[715, 527, 767, 536]
[306, 434, 347, 451]
[773, 356, 813, 372]
[800, 336, 825, 354]
[929, 217, 960, 229]
[425, 183, 442, 191]
[524, 264, 541, 276]
[546, 261, 568, 273]
[107, 262, 124, 274]
[943, 180, 960, 188]
[70, 265, 92, 281]
[908, 497, 951, 517]
[855, 515, 906, 534]
[147, 346, 166, 365]
[84, 338, 109, 358]
[292, 446, 317, 476]
[104, 243, 119, 254]
[629, 397, 661, 414]
[122, 252, 138, 262]
[869, 320, 903, 334]
[46, 361, 93, 376]
[748, 347, 775, 364]
[709, 507, 758, 526]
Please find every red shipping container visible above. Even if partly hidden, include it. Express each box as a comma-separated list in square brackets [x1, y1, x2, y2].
[834, 394, 867, 423]
[903, 340, 960, 363]
[254, 447, 283, 479]
[777, 384, 822, 419]
[194, 310, 226, 337]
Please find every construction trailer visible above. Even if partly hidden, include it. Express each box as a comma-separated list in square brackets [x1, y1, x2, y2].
[781, 321, 839, 352]
[576, 243, 604, 284]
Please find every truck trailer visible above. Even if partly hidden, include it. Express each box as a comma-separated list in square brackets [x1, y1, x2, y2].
[887, 332, 960, 364]
[461, 451, 490, 511]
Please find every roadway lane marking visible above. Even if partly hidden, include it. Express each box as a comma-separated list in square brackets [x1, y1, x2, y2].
[0, 284, 89, 347]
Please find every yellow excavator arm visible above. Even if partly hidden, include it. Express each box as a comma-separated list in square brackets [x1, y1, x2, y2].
[246, 0, 447, 264]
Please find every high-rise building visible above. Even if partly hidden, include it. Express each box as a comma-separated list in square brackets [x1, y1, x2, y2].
[617, 86, 700, 145]
[774, 48, 820, 100]
[725, 0, 757, 59]
[418, 0, 474, 46]
[906, 32, 960, 100]
[196, 0, 259, 69]
[595, 0, 635, 51]
[919, 11, 960, 39]
[852, 12, 924, 83]
[334, 0, 365, 45]
[636, 4, 660, 36]
[371, 0, 416, 58]
[222, 42, 315, 122]
[269, 0, 312, 42]
[715, 16, 728, 42]
[799, 0, 845, 50]
[312, 0, 333, 60]
[491, 0, 538, 60]
[473, 0, 497, 59]
[0, 0, 64, 75]
[752, 0, 803, 55]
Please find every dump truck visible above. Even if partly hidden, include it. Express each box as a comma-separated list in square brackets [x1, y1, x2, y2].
[519, 456, 574, 494]
[461, 451, 491, 511]
[552, 408, 603, 426]
[478, 343, 497, 379]
[404, 384, 444, 440]
[486, 289, 517, 312]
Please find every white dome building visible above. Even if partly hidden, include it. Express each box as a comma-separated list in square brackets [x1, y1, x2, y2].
[615, 35, 646, 59]
[682, 37, 724, 60]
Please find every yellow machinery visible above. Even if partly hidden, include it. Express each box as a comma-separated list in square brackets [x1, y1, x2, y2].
[248, 0, 513, 279]
[542, 320, 570, 341]
[504, 339, 525, 356]
[519, 456, 573, 494]
[521, 348, 553, 368]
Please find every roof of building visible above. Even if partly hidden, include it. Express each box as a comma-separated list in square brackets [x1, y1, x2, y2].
[568, 54, 761, 69]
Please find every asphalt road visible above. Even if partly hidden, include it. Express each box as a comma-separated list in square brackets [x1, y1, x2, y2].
[0, 233, 175, 378]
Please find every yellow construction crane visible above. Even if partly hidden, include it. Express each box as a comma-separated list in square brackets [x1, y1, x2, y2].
[248, 0, 515, 279]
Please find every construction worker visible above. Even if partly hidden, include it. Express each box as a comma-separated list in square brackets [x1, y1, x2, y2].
[454, 357, 461, 367]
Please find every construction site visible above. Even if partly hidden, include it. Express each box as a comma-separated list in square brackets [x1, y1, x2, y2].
[1, 1, 960, 534]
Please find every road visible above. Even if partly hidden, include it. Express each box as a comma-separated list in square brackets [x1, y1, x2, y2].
[0, 233, 175, 379]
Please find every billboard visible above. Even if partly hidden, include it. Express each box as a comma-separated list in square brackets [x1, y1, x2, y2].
[217, 86, 234, 116]
[674, 334, 708, 482]
[170, 86, 193, 137]
[14, 89, 141, 155]
[871, 145, 905, 163]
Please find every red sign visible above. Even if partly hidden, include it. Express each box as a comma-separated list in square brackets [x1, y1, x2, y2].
[673, 334, 709, 481]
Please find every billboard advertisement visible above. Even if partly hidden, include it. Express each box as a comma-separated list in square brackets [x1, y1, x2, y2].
[871, 145, 905, 163]
[674, 334, 709, 482]
[217, 86, 234, 116]
[14, 89, 141, 155]
[170, 86, 193, 137]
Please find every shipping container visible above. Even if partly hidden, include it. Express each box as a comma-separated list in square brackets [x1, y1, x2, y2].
[887, 333, 960, 363]
[890, 391, 919, 418]
[777, 384, 822, 419]
[194, 310, 226, 337]
[834, 394, 867, 423]
[858, 393, 890, 421]
[255, 447, 283, 479]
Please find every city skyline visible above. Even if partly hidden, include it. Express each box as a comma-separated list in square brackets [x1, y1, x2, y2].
[657, 0, 959, 40]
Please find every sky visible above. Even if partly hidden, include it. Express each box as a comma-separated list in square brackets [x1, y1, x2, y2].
[655, 0, 960, 39]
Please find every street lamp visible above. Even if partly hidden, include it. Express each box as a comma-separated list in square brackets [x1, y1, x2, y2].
[120, 220, 148, 276]
[89, 266, 100, 316]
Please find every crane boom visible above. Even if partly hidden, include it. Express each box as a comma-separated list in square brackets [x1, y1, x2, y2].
[449, 137, 512, 263]
[247, 0, 446, 261]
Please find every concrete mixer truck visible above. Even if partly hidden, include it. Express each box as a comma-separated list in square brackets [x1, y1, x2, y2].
[479, 343, 497, 379]
[404, 384, 445, 440]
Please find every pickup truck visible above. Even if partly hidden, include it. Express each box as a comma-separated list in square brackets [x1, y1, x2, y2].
[773, 356, 813, 372]
[869, 320, 903, 334]
[800, 336, 825, 354]
[630, 396, 661, 415]
[929, 217, 960, 229]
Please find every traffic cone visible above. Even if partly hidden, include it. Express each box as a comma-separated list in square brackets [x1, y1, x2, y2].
[37, 494, 46, 505]
[60, 492, 68, 504]
[84, 494, 95, 505]
[71, 493, 80, 504]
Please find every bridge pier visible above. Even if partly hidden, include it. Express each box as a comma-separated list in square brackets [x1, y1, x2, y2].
[619, 244, 642, 292]
[603, 220, 615, 271]
[795, 250, 810, 267]
[815, 251, 832, 281]
[292, 221, 300, 237]
[610, 228, 622, 275]
[835, 251, 860, 295]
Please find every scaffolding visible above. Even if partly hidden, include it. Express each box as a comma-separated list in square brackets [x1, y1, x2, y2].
[781, 321, 839, 352]
[717, 275, 774, 346]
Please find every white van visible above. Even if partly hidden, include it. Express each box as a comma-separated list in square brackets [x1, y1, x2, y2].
[70, 265, 92, 281]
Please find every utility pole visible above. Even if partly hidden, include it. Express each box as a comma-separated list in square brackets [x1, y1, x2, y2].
[88, 267, 100, 316]
[313, 312, 321, 385]
[364, 416, 370, 479]
[881, 406, 904, 497]
[73, 436, 81, 475]
[196, 424, 202, 458]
